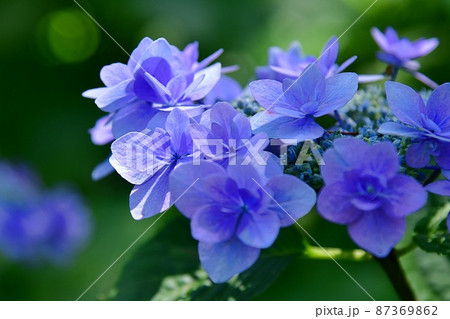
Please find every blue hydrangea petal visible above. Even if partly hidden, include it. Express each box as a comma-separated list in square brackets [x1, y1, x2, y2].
[199, 237, 260, 283]
[378, 122, 424, 138]
[365, 142, 400, 179]
[425, 180, 450, 196]
[426, 83, 450, 129]
[314, 72, 358, 117]
[82, 87, 108, 99]
[236, 211, 280, 249]
[89, 115, 114, 145]
[406, 142, 431, 168]
[95, 79, 135, 112]
[411, 38, 439, 59]
[335, 56, 357, 74]
[317, 183, 362, 224]
[443, 170, 450, 180]
[385, 81, 426, 127]
[203, 75, 242, 105]
[319, 36, 339, 70]
[371, 27, 390, 52]
[348, 210, 406, 258]
[91, 157, 115, 181]
[165, 108, 191, 153]
[249, 79, 293, 110]
[435, 142, 450, 170]
[133, 38, 176, 73]
[328, 137, 370, 172]
[383, 175, 428, 218]
[129, 165, 172, 220]
[112, 102, 157, 139]
[128, 37, 153, 71]
[265, 174, 316, 227]
[100, 62, 132, 87]
[191, 205, 240, 244]
[253, 115, 324, 141]
[283, 65, 325, 106]
[184, 63, 222, 101]
[170, 161, 227, 218]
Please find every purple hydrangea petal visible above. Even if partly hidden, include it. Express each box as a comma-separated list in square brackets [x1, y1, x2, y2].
[406, 142, 431, 168]
[170, 161, 227, 217]
[249, 80, 293, 110]
[378, 122, 424, 138]
[180, 41, 199, 69]
[133, 38, 176, 73]
[443, 170, 450, 180]
[335, 55, 357, 74]
[110, 131, 171, 185]
[203, 75, 242, 105]
[196, 48, 223, 71]
[326, 137, 370, 175]
[284, 65, 325, 106]
[191, 205, 240, 244]
[317, 183, 362, 224]
[435, 142, 450, 170]
[319, 36, 339, 69]
[100, 63, 132, 87]
[385, 81, 426, 127]
[365, 142, 400, 179]
[82, 87, 108, 99]
[425, 180, 450, 196]
[426, 83, 450, 126]
[165, 108, 190, 153]
[314, 72, 358, 117]
[89, 115, 114, 145]
[371, 27, 390, 52]
[128, 37, 153, 71]
[265, 174, 316, 227]
[253, 115, 324, 141]
[348, 211, 406, 258]
[411, 38, 439, 59]
[358, 74, 386, 83]
[91, 157, 115, 181]
[112, 102, 157, 139]
[95, 79, 135, 112]
[236, 211, 280, 249]
[199, 237, 260, 283]
[383, 175, 428, 218]
[184, 63, 222, 101]
[129, 165, 172, 220]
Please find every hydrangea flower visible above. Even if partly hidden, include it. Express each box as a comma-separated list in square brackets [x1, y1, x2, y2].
[250, 64, 358, 141]
[203, 75, 242, 105]
[170, 160, 316, 282]
[110, 108, 194, 220]
[190, 102, 269, 166]
[83, 37, 222, 112]
[256, 36, 356, 82]
[371, 27, 439, 87]
[379, 82, 450, 170]
[317, 138, 427, 257]
[0, 161, 91, 265]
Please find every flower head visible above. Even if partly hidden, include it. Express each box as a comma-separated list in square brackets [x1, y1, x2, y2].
[379, 82, 450, 170]
[256, 36, 356, 81]
[110, 108, 194, 220]
[317, 138, 427, 257]
[0, 161, 90, 265]
[250, 64, 358, 141]
[371, 27, 438, 70]
[170, 160, 316, 282]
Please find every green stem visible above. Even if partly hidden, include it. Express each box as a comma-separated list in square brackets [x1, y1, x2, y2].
[377, 251, 416, 301]
[303, 246, 372, 262]
[396, 242, 417, 257]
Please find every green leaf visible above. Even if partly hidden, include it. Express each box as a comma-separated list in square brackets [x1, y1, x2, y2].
[413, 197, 450, 256]
[115, 214, 199, 300]
[115, 212, 307, 300]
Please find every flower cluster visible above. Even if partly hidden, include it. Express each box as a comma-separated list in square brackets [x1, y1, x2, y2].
[0, 161, 91, 265]
[84, 27, 449, 283]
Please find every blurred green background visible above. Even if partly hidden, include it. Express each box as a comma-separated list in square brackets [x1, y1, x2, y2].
[0, 0, 449, 300]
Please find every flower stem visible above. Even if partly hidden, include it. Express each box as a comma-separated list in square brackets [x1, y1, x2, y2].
[376, 251, 415, 300]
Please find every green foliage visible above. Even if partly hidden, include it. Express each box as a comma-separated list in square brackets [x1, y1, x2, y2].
[414, 199, 450, 256]
[115, 215, 307, 300]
